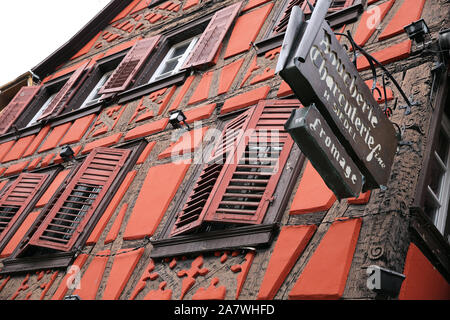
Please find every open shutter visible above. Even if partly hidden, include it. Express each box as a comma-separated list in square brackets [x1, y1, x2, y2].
[204, 100, 297, 224]
[170, 107, 254, 236]
[170, 100, 300, 236]
[0, 173, 48, 241]
[38, 61, 90, 121]
[0, 86, 41, 134]
[98, 36, 161, 95]
[180, 2, 243, 70]
[28, 147, 130, 252]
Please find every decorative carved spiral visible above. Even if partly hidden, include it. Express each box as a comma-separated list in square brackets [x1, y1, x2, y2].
[369, 245, 384, 260]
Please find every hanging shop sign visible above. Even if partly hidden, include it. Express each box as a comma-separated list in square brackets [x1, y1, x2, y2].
[285, 105, 364, 199]
[276, 1, 397, 190]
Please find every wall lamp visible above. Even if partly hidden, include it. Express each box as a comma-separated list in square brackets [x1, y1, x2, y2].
[169, 110, 191, 130]
[366, 265, 406, 298]
[60, 145, 75, 162]
[404, 19, 430, 47]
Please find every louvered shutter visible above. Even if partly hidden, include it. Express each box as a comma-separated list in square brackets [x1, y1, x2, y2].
[38, 61, 90, 121]
[0, 173, 48, 241]
[180, 2, 243, 70]
[170, 108, 254, 236]
[28, 147, 130, 252]
[0, 86, 41, 134]
[204, 100, 296, 224]
[98, 36, 161, 95]
[170, 100, 300, 236]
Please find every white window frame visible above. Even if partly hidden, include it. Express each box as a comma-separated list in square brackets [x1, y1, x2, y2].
[425, 114, 450, 240]
[149, 36, 199, 83]
[79, 70, 113, 108]
[26, 92, 57, 127]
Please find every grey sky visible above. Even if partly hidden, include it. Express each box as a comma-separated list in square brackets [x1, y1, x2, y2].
[0, 0, 111, 86]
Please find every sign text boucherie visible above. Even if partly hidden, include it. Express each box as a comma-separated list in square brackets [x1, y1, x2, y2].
[277, 1, 397, 190]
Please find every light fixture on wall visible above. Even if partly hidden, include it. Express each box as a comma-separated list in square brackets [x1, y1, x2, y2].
[404, 19, 430, 47]
[60, 145, 75, 162]
[169, 110, 191, 130]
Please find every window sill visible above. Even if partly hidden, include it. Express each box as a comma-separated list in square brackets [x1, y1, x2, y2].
[0, 251, 75, 275]
[118, 70, 188, 105]
[150, 223, 278, 258]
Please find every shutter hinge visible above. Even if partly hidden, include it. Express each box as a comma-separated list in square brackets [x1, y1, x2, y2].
[265, 196, 275, 205]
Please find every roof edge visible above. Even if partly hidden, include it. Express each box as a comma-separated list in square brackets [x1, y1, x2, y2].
[31, 0, 133, 79]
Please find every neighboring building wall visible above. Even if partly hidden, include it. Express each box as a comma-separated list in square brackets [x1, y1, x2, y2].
[0, 0, 448, 300]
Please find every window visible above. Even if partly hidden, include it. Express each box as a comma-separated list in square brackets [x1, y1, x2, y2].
[0, 142, 146, 274]
[151, 100, 306, 258]
[149, 36, 199, 83]
[423, 114, 450, 242]
[79, 70, 113, 108]
[26, 92, 57, 127]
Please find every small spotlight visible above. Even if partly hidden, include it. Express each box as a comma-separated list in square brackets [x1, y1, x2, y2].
[60, 145, 75, 162]
[367, 265, 406, 298]
[404, 19, 430, 45]
[169, 110, 191, 130]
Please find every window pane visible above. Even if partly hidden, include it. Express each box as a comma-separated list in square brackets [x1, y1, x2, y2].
[436, 128, 449, 164]
[159, 60, 179, 75]
[171, 43, 190, 58]
[26, 93, 57, 127]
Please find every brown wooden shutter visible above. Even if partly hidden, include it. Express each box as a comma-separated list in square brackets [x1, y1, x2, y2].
[0, 173, 48, 242]
[38, 61, 90, 121]
[28, 147, 130, 252]
[0, 86, 41, 134]
[180, 2, 243, 70]
[170, 100, 300, 236]
[98, 36, 161, 95]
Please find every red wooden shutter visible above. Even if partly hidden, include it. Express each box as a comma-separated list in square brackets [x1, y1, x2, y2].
[0, 173, 48, 242]
[0, 86, 41, 134]
[28, 147, 130, 252]
[170, 100, 300, 236]
[170, 108, 254, 237]
[38, 61, 90, 121]
[98, 36, 161, 95]
[204, 100, 297, 224]
[180, 1, 243, 70]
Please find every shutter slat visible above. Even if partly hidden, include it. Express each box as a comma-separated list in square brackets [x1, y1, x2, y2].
[180, 2, 243, 70]
[0, 86, 41, 134]
[0, 173, 48, 242]
[38, 61, 90, 121]
[28, 147, 130, 252]
[98, 36, 160, 95]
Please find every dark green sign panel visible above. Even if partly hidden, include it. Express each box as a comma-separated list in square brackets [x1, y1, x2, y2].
[285, 105, 363, 199]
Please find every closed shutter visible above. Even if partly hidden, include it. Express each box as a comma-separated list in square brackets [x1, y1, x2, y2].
[98, 36, 161, 95]
[0, 86, 41, 134]
[170, 100, 299, 236]
[180, 2, 243, 70]
[38, 61, 90, 121]
[0, 173, 48, 242]
[28, 147, 130, 252]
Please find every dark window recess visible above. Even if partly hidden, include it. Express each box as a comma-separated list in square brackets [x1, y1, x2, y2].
[0, 173, 49, 253]
[0, 85, 41, 135]
[151, 100, 305, 258]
